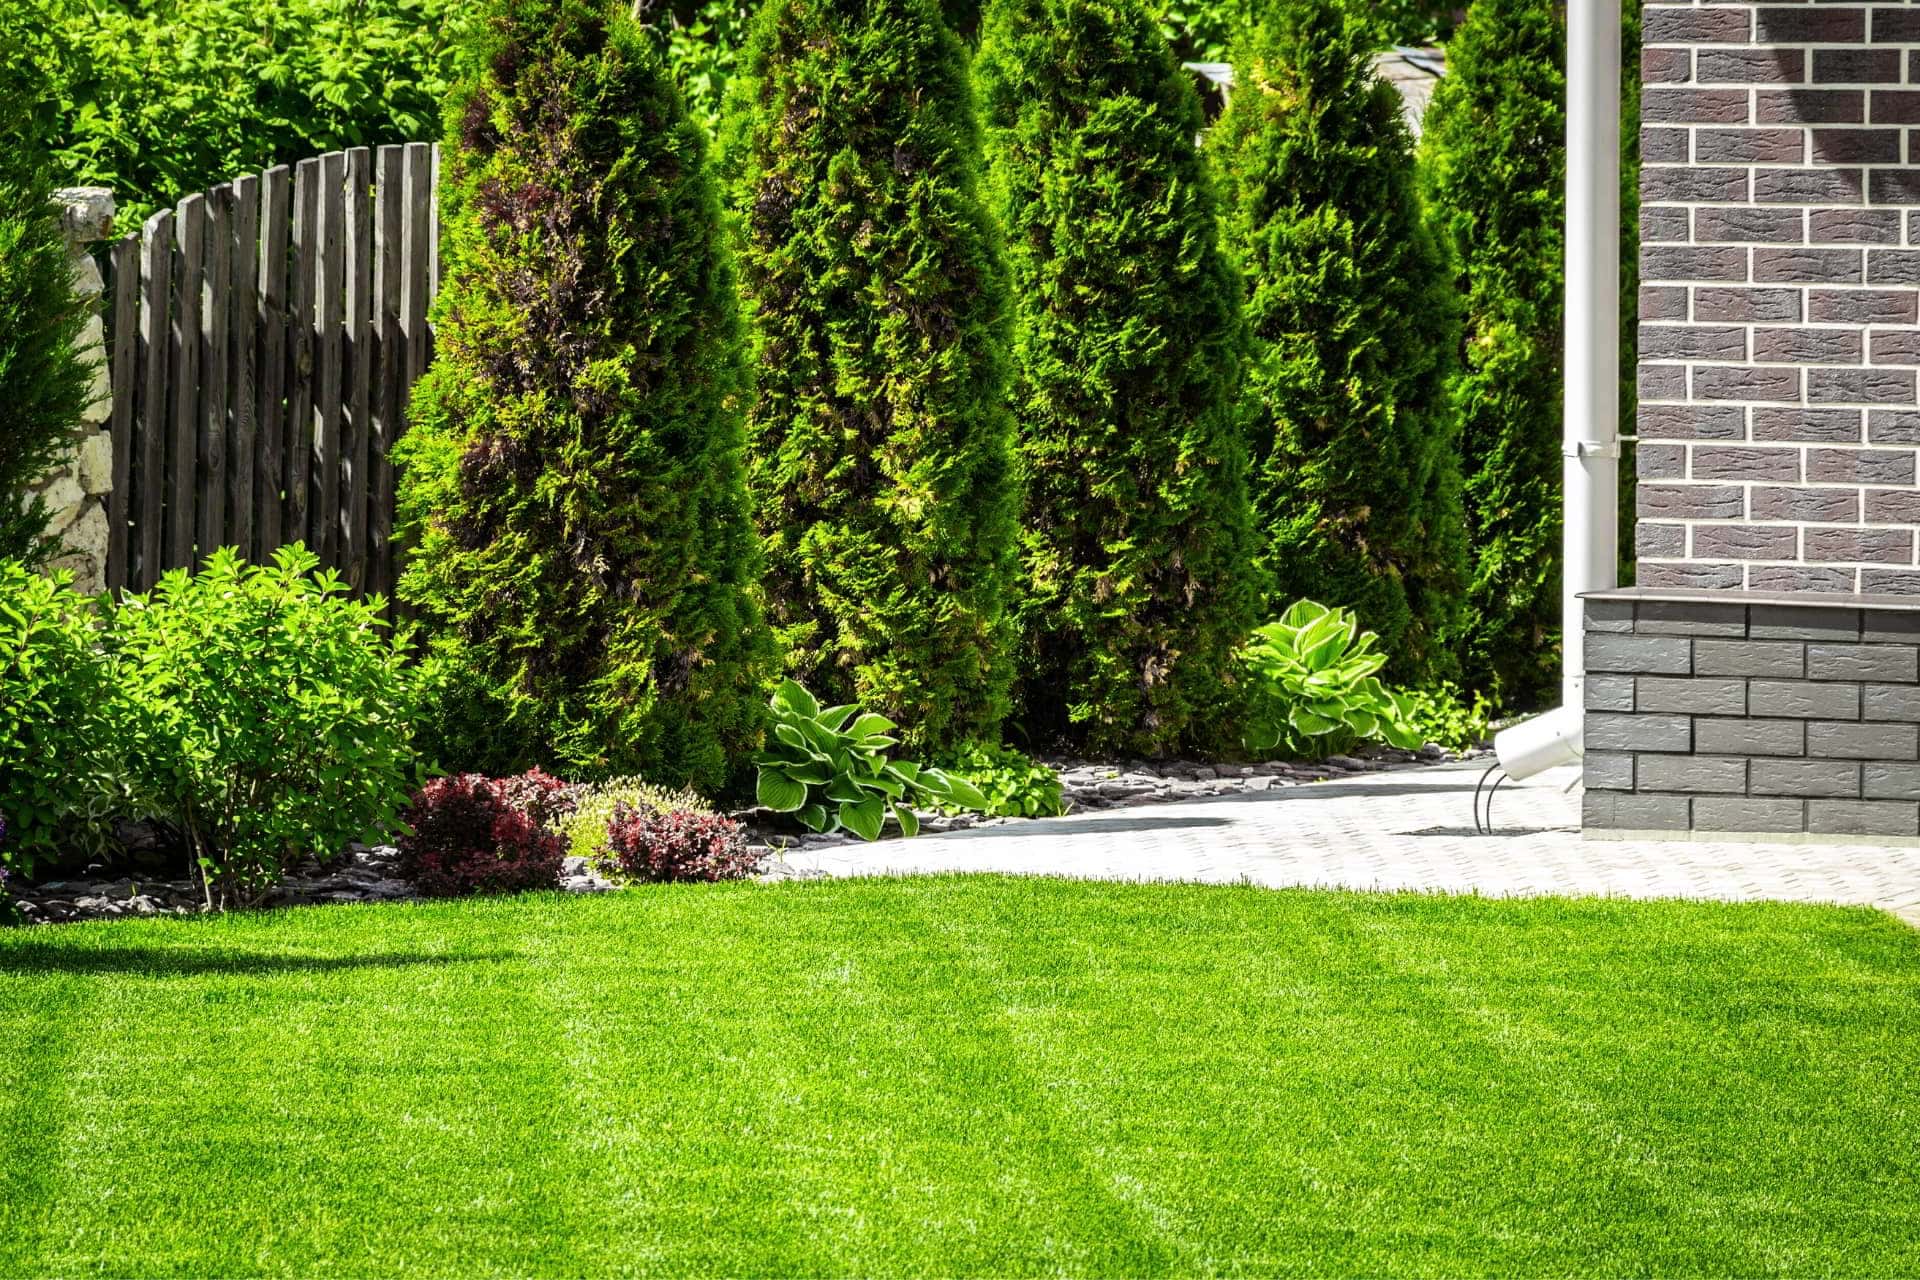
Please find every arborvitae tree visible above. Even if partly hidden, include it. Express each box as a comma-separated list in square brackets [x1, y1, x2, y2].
[720, 0, 1021, 752]
[1213, 0, 1466, 682]
[395, 0, 772, 791]
[1418, 0, 1564, 707]
[975, 0, 1261, 755]
[0, 48, 91, 565]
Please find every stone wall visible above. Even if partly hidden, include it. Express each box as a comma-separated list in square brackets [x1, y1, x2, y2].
[1583, 588, 1920, 838]
[1638, 2, 1920, 595]
[30, 187, 115, 592]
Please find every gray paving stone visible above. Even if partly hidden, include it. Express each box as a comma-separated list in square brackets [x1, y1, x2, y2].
[785, 762, 1920, 928]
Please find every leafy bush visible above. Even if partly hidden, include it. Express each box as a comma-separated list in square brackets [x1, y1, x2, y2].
[397, 771, 565, 897]
[0, 563, 119, 876]
[976, 0, 1262, 756]
[1397, 682, 1494, 756]
[1153, 0, 1457, 64]
[754, 681, 988, 840]
[559, 776, 712, 864]
[600, 803, 762, 882]
[1238, 601, 1422, 759]
[720, 0, 1022, 753]
[396, 0, 771, 790]
[0, 55, 94, 566]
[107, 546, 418, 908]
[14, 0, 473, 223]
[934, 742, 1065, 819]
[1213, 0, 1466, 683]
[1419, 0, 1566, 707]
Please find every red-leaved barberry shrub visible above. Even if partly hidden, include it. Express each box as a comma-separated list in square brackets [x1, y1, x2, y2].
[496, 766, 578, 830]
[601, 803, 763, 883]
[399, 771, 566, 897]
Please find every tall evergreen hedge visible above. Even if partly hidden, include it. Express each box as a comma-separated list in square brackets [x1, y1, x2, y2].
[1213, 0, 1466, 682]
[719, 0, 1021, 752]
[975, 0, 1260, 755]
[1418, 0, 1564, 706]
[0, 48, 91, 565]
[394, 0, 771, 791]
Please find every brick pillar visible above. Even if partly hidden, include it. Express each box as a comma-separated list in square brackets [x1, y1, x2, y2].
[1586, 5, 1920, 839]
[1638, 3, 1920, 594]
[31, 187, 115, 592]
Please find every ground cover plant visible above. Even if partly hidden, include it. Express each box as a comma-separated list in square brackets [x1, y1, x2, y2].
[754, 680, 988, 839]
[720, 0, 1022, 753]
[1214, 0, 1466, 684]
[977, 0, 1261, 757]
[397, 0, 772, 790]
[2, 880, 1918, 1275]
[1237, 599, 1422, 758]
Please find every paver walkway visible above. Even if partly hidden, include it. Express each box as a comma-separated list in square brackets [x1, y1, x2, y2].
[782, 760, 1920, 925]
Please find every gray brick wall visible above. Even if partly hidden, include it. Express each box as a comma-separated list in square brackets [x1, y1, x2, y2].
[1639, 2, 1920, 595]
[1582, 592, 1920, 837]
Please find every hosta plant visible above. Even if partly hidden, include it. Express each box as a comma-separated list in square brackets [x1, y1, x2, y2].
[754, 681, 988, 840]
[1238, 601, 1424, 759]
[935, 742, 1066, 819]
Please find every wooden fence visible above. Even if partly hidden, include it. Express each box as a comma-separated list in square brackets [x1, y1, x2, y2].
[101, 143, 442, 596]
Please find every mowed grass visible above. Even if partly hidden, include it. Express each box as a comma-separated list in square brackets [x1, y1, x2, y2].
[2, 878, 1919, 1278]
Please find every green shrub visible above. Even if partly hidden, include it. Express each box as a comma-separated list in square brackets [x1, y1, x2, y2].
[0, 563, 119, 875]
[107, 546, 419, 908]
[720, 0, 1022, 754]
[976, 0, 1261, 756]
[1238, 600, 1422, 759]
[13, 0, 473, 223]
[754, 681, 987, 840]
[1396, 681, 1493, 755]
[397, 0, 772, 791]
[0, 51, 93, 566]
[560, 775, 713, 865]
[1419, 0, 1565, 708]
[934, 742, 1065, 819]
[1213, 0, 1466, 684]
[1152, 0, 1455, 65]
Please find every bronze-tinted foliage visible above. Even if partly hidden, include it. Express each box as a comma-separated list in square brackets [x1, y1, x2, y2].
[719, 0, 1021, 753]
[395, 0, 772, 792]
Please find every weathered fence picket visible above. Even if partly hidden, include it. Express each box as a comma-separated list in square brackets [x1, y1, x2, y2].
[101, 145, 441, 594]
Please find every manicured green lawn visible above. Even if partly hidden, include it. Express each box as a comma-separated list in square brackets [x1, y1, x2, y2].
[2, 878, 1918, 1278]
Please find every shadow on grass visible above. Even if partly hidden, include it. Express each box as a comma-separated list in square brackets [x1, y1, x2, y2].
[0, 944, 515, 978]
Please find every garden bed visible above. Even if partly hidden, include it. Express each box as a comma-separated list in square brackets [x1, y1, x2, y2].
[11, 744, 1478, 925]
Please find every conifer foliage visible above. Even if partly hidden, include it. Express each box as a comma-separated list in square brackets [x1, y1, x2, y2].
[720, 0, 1021, 752]
[1420, 0, 1565, 707]
[395, 0, 771, 791]
[1213, 0, 1466, 682]
[0, 50, 91, 564]
[975, 0, 1260, 755]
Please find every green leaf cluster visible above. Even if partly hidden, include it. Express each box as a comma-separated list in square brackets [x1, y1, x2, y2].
[0, 46, 92, 566]
[933, 741, 1066, 818]
[719, 0, 1022, 754]
[396, 0, 773, 793]
[1395, 680, 1493, 755]
[1238, 599, 1421, 758]
[976, 0, 1262, 757]
[0, 564, 119, 874]
[11, 0, 474, 223]
[1212, 0, 1467, 685]
[1419, 0, 1565, 708]
[755, 681, 988, 840]
[107, 546, 421, 908]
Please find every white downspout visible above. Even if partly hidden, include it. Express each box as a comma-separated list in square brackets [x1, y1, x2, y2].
[1492, 0, 1621, 780]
